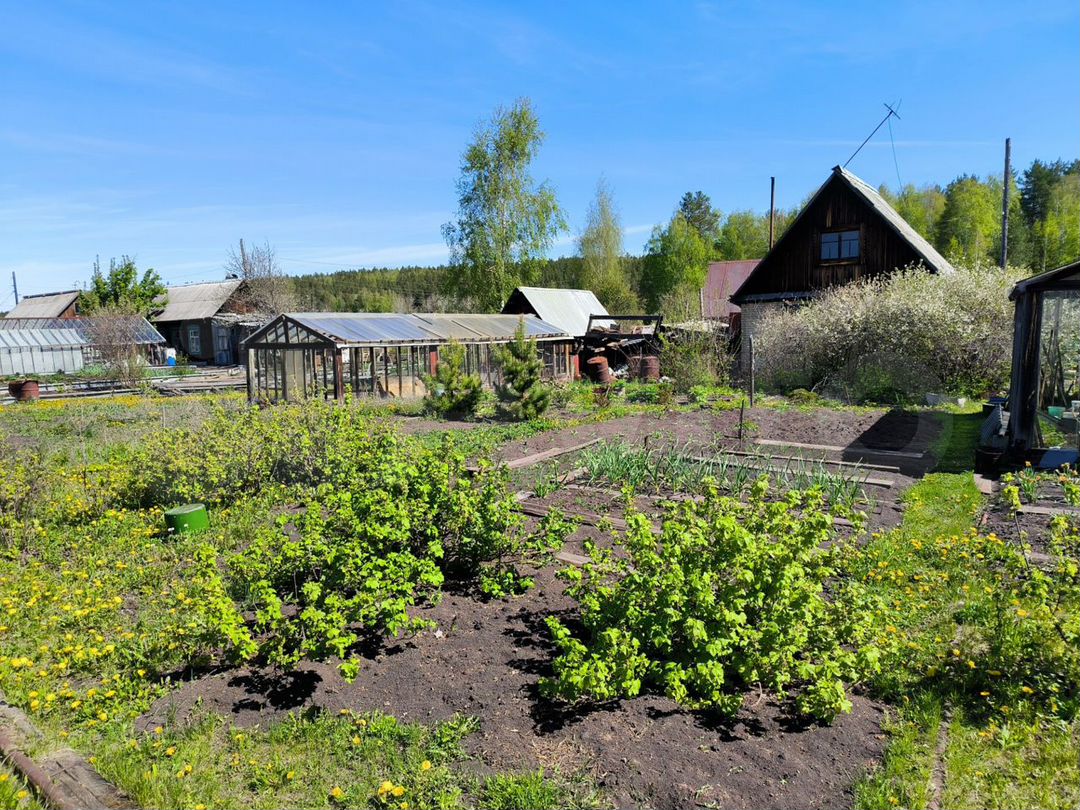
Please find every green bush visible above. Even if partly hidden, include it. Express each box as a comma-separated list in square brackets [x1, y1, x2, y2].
[494, 320, 551, 420]
[753, 265, 1026, 401]
[421, 340, 483, 418]
[543, 477, 880, 720]
[660, 328, 731, 393]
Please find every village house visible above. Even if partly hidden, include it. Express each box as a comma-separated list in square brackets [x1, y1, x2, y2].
[730, 165, 954, 367]
[4, 290, 81, 319]
[151, 279, 261, 365]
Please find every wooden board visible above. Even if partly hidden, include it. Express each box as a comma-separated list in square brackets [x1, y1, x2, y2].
[717, 447, 901, 474]
[754, 438, 926, 460]
[495, 438, 601, 470]
[1017, 503, 1080, 517]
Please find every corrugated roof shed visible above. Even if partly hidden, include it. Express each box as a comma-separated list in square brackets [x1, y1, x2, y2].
[245, 312, 570, 348]
[154, 280, 244, 323]
[702, 261, 759, 319]
[5, 290, 80, 318]
[502, 287, 610, 337]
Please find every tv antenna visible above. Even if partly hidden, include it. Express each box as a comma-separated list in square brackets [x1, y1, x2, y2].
[843, 101, 902, 168]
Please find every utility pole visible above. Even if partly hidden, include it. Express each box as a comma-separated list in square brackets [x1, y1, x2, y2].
[768, 176, 776, 249]
[10, 271, 18, 305]
[1000, 137, 1012, 269]
[239, 238, 250, 276]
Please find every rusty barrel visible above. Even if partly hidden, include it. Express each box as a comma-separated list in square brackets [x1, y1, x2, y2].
[7, 380, 40, 402]
[639, 355, 660, 381]
[586, 355, 611, 384]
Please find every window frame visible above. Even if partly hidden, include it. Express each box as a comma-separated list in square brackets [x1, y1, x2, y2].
[187, 324, 202, 355]
[819, 226, 862, 264]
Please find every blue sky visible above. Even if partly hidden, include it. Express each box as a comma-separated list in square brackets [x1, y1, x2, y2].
[1, 1, 1077, 300]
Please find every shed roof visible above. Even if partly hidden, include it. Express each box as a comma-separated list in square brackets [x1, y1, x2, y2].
[0, 316, 165, 349]
[835, 166, 954, 276]
[702, 261, 759, 319]
[154, 280, 244, 323]
[502, 287, 610, 337]
[5, 290, 80, 318]
[731, 166, 954, 304]
[244, 312, 571, 348]
[1010, 259, 1080, 299]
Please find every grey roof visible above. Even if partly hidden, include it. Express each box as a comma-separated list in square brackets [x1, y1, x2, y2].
[0, 317, 165, 349]
[834, 166, 954, 275]
[5, 290, 80, 318]
[153, 280, 244, 323]
[1010, 259, 1080, 299]
[245, 312, 571, 348]
[503, 287, 610, 337]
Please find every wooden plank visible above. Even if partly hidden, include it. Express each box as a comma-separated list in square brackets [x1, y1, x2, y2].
[1017, 503, 1080, 517]
[503, 437, 602, 470]
[973, 474, 996, 495]
[555, 550, 590, 566]
[717, 447, 901, 474]
[754, 438, 926, 459]
[683, 454, 895, 488]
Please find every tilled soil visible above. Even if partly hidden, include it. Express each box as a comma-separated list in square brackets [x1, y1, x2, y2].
[140, 566, 886, 809]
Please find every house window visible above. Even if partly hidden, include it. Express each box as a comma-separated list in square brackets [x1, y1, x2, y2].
[187, 324, 202, 355]
[821, 229, 860, 261]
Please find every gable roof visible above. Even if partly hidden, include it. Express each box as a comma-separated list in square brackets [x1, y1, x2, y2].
[731, 166, 954, 304]
[702, 260, 759, 319]
[153, 280, 244, 323]
[502, 287, 610, 337]
[244, 312, 570, 348]
[5, 290, 80, 318]
[1010, 259, 1080, 299]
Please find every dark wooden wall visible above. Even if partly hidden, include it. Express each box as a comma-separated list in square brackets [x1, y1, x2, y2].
[734, 175, 926, 299]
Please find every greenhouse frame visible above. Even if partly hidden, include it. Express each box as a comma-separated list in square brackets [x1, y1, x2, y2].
[0, 317, 166, 377]
[242, 312, 575, 403]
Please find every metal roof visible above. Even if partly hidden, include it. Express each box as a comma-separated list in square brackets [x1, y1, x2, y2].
[502, 287, 611, 337]
[153, 280, 244, 323]
[245, 312, 571, 348]
[5, 290, 80, 318]
[835, 166, 954, 276]
[702, 261, 759, 319]
[0, 317, 165, 348]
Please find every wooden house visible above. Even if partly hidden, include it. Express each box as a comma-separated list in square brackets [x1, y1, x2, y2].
[730, 165, 954, 367]
[152, 280, 258, 364]
[5, 290, 80, 319]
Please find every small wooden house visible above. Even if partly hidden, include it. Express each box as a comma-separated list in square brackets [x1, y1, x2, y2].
[730, 166, 954, 367]
[152, 280, 257, 364]
[5, 290, 81, 319]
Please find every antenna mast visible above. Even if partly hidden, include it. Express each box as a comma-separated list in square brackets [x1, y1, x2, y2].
[843, 102, 902, 169]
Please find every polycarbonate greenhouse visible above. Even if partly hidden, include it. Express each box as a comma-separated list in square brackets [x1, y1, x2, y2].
[242, 312, 575, 402]
[0, 317, 165, 377]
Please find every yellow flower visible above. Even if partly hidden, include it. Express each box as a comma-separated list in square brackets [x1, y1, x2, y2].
[392, 786, 405, 797]
[1016, 608, 1029, 618]
[421, 760, 432, 772]
[154, 726, 163, 734]
[286, 771, 295, 781]
[165, 746, 177, 757]
[330, 786, 345, 800]
[1021, 685, 1034, 694]
[352, 735, 361, 746]
[378, 780, 395, 795]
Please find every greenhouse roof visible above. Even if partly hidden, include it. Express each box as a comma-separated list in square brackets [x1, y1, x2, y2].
[244, 312, 571, 348]
[0, 317, 165, 349]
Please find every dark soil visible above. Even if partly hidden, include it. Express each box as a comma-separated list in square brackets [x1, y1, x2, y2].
[140, 565, 887, 809]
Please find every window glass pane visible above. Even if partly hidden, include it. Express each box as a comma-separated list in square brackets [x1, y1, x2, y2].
[821, 232, 839, 260]
[841, 230, 860, 258]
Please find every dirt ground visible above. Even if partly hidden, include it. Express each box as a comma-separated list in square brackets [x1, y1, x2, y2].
[139, 405, 944, 808]
[141, 565, 886, 809]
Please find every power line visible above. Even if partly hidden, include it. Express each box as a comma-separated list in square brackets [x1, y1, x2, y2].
[887, 98, 904, 188]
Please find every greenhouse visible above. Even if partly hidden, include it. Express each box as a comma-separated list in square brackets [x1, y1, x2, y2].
[0, 316, 166, 377]
[242, 312, 575, 402]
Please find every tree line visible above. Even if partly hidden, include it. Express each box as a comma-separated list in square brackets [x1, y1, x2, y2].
[57, 97, 1079, 321]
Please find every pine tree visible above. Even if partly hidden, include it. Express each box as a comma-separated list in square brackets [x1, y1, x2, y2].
[495, 320, 551, 420]
[421, 340, 482, 417]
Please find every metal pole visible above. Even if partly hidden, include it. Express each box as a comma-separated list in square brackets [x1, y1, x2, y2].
[1000, 137, 1012, 269]
[768, 177, 776, 249]
[748, 335, 756, 407]
[10, 271, 18, 305]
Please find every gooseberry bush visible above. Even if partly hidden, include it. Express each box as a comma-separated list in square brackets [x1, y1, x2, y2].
[542, 477, 881, 721]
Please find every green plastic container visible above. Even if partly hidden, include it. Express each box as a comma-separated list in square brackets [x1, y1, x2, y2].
[164, 503, 209, 534]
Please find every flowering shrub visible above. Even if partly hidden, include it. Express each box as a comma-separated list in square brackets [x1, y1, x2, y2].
[753, 265, 1026, 401]
[543, 477, 881, 720]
